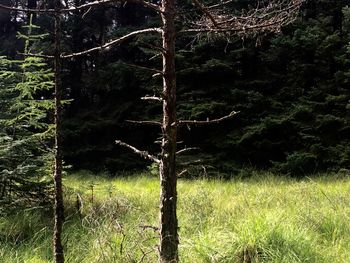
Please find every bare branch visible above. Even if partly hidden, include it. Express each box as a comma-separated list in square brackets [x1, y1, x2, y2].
[115, 140, 160, 163]
[125, 120, 161, 126]
[61, 28, 162, 58]
[176, 147, 199, 155]
[0, 0, 161, 13]
[82, 7, 93, 18]
[177, 169, 188, 177]
[176, 111, 238, 126]
[181, 20, 285, 33]
[125, 111, 238, 128]
[152, 73, 162, 78]
[0, 0, 115, 13]
[191, 0, 219, 28]
[183, 0, 304, 35]
[19, 28, 162, 60]
[141, 95, 163, 102]
[0, 3, 50, 13]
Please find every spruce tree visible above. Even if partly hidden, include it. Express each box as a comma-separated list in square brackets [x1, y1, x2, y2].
[0, 15, 54, 213]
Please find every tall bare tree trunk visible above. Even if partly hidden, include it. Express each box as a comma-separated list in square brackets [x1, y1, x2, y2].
[159, 0, 178, 262]
[53, 3, 64, 263]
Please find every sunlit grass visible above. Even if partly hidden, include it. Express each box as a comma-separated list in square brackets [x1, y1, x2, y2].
[1, 171, 350, 262]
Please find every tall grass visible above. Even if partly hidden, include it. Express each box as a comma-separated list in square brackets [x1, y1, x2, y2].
[1, 171, 350, 262]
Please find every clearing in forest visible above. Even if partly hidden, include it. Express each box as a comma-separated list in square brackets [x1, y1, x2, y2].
[1, 172, 350, 263]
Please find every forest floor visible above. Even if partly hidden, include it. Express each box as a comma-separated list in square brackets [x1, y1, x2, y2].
[1, 171, 350, 263]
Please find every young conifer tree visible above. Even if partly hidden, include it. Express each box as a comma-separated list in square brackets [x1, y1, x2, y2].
[0, 15, 54, 213]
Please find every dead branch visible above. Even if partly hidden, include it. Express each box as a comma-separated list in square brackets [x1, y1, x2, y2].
[176, 111, 238, 126]
[20, 28, 162, 60]
[181, 19, 290, 34]
[177, 169, 188, 177]
[0, 0, 115, 13]
[115, 140, 160, 163]
[141, 95, 163, 102]
[183, 0, 304, 35]
[191, 0, 219, 28]
[0, 0, 160, 14]
[125, 120, 162, 126]
[61, 28, 162, 58]
[176, 147, 199, 155]
[152, 73, 162, 78]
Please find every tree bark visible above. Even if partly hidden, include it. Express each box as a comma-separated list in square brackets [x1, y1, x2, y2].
[53, 2, 65, 263]
[159, 0, 178, 262]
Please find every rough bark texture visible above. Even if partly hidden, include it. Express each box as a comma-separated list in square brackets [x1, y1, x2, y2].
[159, 0, 178, 262]
[53, 5, 65, 263]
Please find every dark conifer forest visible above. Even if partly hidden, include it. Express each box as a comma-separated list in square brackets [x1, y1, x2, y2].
[1, 0, 350, 176]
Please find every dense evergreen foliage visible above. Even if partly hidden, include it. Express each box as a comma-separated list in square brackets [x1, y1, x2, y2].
[1, 1, 350, 176]
[0, 17, 53, 211]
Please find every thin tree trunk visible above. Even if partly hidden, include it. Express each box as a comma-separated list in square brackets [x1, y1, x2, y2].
[159, 0, 178, 262]
[53, 2, 64, 263]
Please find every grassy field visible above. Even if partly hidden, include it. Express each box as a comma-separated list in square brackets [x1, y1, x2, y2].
[1, 171, 350, 262]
